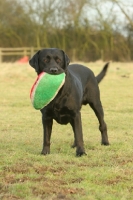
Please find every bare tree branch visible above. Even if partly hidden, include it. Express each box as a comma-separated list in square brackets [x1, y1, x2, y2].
[111, 0, 133, 28]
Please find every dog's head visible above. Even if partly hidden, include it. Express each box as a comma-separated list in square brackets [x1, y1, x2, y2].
[29, 48, 70, 75]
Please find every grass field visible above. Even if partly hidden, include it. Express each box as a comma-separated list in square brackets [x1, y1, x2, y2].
[0, 61, 133, 200]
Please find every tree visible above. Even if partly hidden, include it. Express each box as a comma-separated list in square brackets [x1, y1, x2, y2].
[0, 0, 32, 47]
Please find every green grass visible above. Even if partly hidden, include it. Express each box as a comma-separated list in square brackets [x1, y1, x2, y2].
[0, 62, 133, 200]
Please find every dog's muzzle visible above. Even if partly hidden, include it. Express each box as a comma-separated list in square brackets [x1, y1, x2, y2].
[50, 67, 58, 74]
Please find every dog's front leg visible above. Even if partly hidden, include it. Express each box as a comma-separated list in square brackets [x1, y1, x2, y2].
[71, 112, 86, 156]
[41, 115, 53, 155]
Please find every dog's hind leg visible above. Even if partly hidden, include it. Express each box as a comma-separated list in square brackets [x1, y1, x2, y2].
[70, 112, 86, 156]
[87, 84, 109, 145]
[70, 121, 77, 148]
[89, 101, 109, 145]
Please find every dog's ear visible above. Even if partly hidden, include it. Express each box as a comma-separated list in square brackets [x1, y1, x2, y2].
[29, 50, 40, 74]
[61, 50, 70, 69]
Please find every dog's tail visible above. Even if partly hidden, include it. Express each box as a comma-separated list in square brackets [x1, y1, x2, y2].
[96, 62, 110, 84]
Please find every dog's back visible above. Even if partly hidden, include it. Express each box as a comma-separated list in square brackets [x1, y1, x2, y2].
[68, 63, 109, 84]
[68, 64, 94, 86]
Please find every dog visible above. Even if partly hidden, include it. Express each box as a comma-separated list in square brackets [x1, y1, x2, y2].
[29, 48, 109, 156]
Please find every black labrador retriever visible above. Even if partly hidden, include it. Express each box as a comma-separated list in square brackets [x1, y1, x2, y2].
[29, 48, 109, 156]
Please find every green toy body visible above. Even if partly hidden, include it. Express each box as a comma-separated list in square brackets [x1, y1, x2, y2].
[30, 72, 65, 110]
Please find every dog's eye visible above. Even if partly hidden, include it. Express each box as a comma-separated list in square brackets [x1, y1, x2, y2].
[43, 58, 49, 63]
[56, 58, 61, 63]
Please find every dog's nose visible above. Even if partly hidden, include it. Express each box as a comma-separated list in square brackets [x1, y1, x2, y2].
[50, 67, 58, 73]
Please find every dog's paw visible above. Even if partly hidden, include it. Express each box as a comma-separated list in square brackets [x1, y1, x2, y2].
[76, 147, 87, 157]
[41, 147, 50, 155]
[101, 141, 110, 146]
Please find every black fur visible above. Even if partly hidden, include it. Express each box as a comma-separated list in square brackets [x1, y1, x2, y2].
[29, 48, 109, 156]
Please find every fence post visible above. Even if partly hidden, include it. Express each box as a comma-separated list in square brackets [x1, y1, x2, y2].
[101, 49, 104, 61]
[23, 48, 27, 56]
[0, 48, 2, 63]
[72, 48, 76, 61]
[30, 47, 34, 58]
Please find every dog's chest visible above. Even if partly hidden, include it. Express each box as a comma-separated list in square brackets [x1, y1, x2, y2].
[52, 104, 75, 124]
[46, 88, 78, 124]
